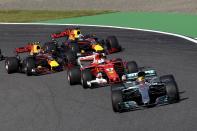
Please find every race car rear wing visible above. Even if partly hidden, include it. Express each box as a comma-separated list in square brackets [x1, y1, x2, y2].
[15, 43, 41, 54]
[51, 31, 70, 39]
[15, 44, 33, 54]
[51, 27, 80, 39]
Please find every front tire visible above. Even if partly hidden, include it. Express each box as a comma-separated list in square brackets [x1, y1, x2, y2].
[126, 61, 138, 73]
[111, 90, 123, 112]
[81, 69, 93, 89]
[67, 67, 81, 85]
[161, 75, 180, 103]
[24, 57, 36, 76]
[165, 81, 180, 103]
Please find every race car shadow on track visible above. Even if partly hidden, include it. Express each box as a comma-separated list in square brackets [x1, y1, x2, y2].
[179, 90, 189, 102]
[89, 85, 111, 90]
[0, 49, 5, 61]
[3, 67, 66, 76]
[67, 83, 110, 90]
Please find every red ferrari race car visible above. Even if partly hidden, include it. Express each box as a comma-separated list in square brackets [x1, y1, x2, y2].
[51, 28, 122, 56]
[5, 42, 65, 76]
[67, 53, 139, 89]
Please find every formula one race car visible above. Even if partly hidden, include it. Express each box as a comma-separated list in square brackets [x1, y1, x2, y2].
[5, 42, 65, 76]
[67, 53, 138, 89]
[111, 68, 180, 112]
[51, 28, 122, 56]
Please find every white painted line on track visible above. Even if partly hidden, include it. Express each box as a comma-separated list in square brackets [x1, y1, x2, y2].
[0, 22, 197, 44]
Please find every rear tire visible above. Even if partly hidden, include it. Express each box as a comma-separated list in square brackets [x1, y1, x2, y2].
[106, 36, 121, 52]
[5, 57, 19, 74]
[81, 69, 93, 89]
[126, 61, 138, 73]
[67, 67, 81, 85]
[111, 90, 123, 112]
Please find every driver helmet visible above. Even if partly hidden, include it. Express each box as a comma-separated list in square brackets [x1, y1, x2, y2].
[69, 29, 83, 40]
[137, 71, 146, 83]
[31, 42, 41, 55]
[95, 53, 106, 64]
[96, 72, 103, 78]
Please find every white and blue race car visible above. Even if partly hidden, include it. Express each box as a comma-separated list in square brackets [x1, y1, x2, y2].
[111, 68, 180, 112]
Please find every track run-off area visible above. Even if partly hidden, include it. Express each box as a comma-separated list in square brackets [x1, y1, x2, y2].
[0, 24, 197, 131]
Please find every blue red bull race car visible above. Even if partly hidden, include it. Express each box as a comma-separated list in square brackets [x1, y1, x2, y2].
[4, 42, 65, 76]
[51, 28, 122, 56]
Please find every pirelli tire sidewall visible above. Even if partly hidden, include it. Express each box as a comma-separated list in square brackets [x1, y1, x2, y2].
[5, 57, 19, 74]
[106, 36, 121, 51]
[24, 57, 36, 76]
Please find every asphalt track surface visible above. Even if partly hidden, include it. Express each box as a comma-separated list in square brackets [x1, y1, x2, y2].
[0, 24, 197, 131]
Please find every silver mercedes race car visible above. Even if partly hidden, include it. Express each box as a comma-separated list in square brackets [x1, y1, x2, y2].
[111, 68, 180, 112]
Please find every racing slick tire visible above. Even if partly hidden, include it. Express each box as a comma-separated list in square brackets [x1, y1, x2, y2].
[165, 80, 180, 103]
[126, 61, 138, 73]
[81, 69, 93, 89]
[160, 75, 175, 83]
[111, 90, 123, 112]
[43, 42, 58, 53]
[105, 36, 121, 52]
[5, 57, 19, 74]
[24, 57, 36, 76]
[67, 67, 81, 85]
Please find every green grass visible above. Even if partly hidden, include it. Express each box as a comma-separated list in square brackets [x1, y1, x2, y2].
[0, 10, 114, 22]
[42, 12, 197, 38]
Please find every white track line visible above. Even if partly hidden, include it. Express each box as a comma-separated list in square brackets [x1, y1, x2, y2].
[0, 22, 197, 44]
